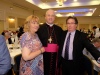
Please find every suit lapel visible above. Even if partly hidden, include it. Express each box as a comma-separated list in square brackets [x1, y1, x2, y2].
[60, 31, 68, 54]
[73, 30, 80, 59]
[73, 30, 79, 46]
[63, 31, 68, 43]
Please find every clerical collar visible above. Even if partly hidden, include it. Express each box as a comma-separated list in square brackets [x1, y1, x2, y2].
[46, 22, 54, 27]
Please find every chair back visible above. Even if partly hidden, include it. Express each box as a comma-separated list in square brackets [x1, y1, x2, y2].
[14, 54, 21, 75]
[14, 54, 21, 70]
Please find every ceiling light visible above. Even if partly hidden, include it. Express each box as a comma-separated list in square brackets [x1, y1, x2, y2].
[66, 13, 75, 16]
[56, 0, 67, 6]
[89, 9, 93, 10]
[40, 23, 43, 25]
[56, 14, 62, 17]
[8, 16, 15, 22]
[74, 0, 77, 2]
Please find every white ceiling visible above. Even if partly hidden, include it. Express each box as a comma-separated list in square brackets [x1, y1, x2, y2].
[1, 0, 100, 17]
[26, 0, 100, 9]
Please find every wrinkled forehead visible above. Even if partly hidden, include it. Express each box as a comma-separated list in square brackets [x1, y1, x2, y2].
[45, 10, 55, 16]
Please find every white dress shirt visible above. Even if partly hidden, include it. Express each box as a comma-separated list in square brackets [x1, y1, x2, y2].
[62, 31, 75, 60]
[95, 28, 100, 38]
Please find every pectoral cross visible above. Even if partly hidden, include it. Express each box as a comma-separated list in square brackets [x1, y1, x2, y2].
[48, 36, 52, 43]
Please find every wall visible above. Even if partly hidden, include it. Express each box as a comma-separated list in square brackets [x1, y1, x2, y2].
[0, 1, 33, 32]
[0, 20, 4, 34]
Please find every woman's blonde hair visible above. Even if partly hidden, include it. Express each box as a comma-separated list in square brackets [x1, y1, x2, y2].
[24, 15, 39, 32]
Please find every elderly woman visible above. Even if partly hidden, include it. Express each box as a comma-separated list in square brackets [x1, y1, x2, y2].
[19, 15, 45, 75]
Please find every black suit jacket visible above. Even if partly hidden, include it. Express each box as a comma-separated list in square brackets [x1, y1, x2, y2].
[37, 23, 63, 46]
[58, 30, 100, 66]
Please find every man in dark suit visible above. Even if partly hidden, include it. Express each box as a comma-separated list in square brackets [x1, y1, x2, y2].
[58, 16, 100, 75]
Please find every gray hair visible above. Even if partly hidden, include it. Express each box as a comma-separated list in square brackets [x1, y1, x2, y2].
[91, 37, 100, 43]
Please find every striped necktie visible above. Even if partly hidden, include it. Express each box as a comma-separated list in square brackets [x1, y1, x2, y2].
[64, 33, 71, 60]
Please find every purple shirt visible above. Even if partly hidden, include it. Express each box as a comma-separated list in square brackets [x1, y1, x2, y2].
[62, 31, 75, 60]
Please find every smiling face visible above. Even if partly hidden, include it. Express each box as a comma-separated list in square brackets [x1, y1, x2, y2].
[29, 20, 39, 33]
[45, 9, 55, 24]
[24, 15, 39, 33]
[66, 16, 78, 32]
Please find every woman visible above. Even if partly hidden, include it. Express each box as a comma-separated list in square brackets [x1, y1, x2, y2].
[19, 15, 45, 75]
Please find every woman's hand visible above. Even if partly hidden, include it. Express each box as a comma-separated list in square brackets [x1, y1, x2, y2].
[40, 47, 45, 53]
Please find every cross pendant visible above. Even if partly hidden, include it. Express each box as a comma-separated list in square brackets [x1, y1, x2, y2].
[48, 36, 52, 43]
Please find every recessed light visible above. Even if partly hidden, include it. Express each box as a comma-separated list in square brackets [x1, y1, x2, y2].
[74, 0, 77, 2]
[89, 9, 93, 10]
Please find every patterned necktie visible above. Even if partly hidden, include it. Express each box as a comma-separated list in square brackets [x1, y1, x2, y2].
[64, 33, 71, 59]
